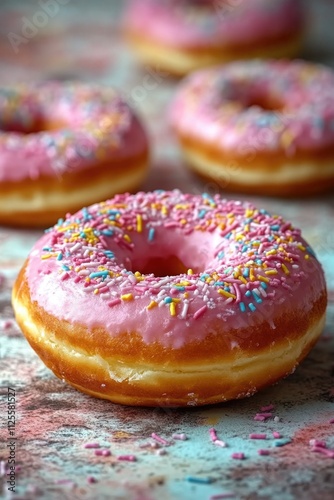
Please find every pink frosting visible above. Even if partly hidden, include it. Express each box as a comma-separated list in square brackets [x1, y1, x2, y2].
[170, 59, 334, 155]
[0, 82, 148, 182]
[125, 0, 304, 48]
[26, 190, 325, 349]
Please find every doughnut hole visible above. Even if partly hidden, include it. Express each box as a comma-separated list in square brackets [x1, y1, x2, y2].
[121, 231, 216, 278]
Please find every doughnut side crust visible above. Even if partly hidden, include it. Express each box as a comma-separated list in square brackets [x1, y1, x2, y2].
[177, 136, 334, 197]
[13, 262, 327, 407]
[126, 31, 303, 76]
[0, 152, 148, 227]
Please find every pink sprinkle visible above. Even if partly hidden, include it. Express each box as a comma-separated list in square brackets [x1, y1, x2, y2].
[311, 446, 334, 458]
[61, 272, 70, 281]
[258, 449, 270, 456]
[193, 305, 207, 319]
[87, 476, 97, 484]
[249, 433, 267, 440]
[231, 452, 245, 460]
[151, 433, 169, 446]
[209, 428, 218, 442]
[309, 439, 326, 448]
[117, 455, 137, 462]
[260, 404, 274, 412]
[94, 449, 111, 457]
[254, 413, 273, 421]
[108, 298, 121, 307]
[172, 433, 187, 441]
[272, 432, 281, 439]
[2, 320, 13, 329]
[214, 440, 227, 448]
[84, 442, 100, 449]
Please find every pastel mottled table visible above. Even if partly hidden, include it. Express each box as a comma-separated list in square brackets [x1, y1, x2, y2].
[1, 1, 334, 499]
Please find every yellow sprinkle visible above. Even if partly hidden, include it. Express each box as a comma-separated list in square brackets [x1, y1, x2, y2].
[136, 214, 142, 233]
[258, 275, 270, 283]
[281, 264, 290, 275]
[281, 130, 295, 149]
[218, 289, 236, 299]
[183, 292, 189, 298]
[297, 244, 306, 251]
[41, 253, 53, 260]
[265, 269, 278, 275]
[245, 209, 254, 218]
[266, 249, 277, 256]
[187, 269, 193, 275]
[147, 300, 157, 310]
[161, 206, 168, 215]
[94, 289, 99, 295]
[121, 293, 133, 301]
[175, 204, 189, 209]
[170, 302, 176, 316]
[135, 271, 142, 277]
[238, 276, 247, 285]
[172, 298, 181, 303]
[124, 234, 131, 243]
[305, 254, 310, 260]
[249, 268, 255, 281]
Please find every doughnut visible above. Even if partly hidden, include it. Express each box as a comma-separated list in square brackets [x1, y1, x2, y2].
[0, 82, 149, 227]
[170, 59, 334, 196]
[124, 0, 305, 76]
[12, 190, 327, 407]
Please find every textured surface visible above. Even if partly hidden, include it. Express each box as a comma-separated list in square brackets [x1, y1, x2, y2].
[1, 1, 334, 499]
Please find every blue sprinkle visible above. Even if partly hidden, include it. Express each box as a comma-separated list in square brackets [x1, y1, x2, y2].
[174, 286, 185, 291]
[89, 271, 109, 279]
[104, 251, 114, 258]
[243, 268, 250, 277]
[62, 265, 70, 271]
[217, 251, 225, 259]
[274, 438, 292, 447]
[256, 259, 263, 265]
[148, 227, 155, 242]
[242, 245, 249, 253]
[245, 290, 251, 297]
[224, 267, 233, 274]
[187, 476, 214, 485]
[43, 247, 52, 251]
[313, 117, 325, 130]
[164, 297, 173, 304]
[252, 290, 262, 304]
[239, 302, 246, 312]
[271, 225, 280, 231]
[80, 232, 87, 238]
[260, 282, 268, 289]
[57, 253, 63, 261]
[200, 274, 210, 281]
[306, 246, 316, 257]
[214, 281, 224, 286]
[248, 303, 256, 312]
[57, 218, 64, 225]
[102, 230, 113, 236]
[198, 209, 207, 219]
[82, 208, 91, 221]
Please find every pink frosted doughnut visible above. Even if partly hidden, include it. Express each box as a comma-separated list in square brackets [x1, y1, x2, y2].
[171, 59, 334, 196]
[0, 82, 149, 226]
[12, 190, 326, 406]
[124, 0, 305, 75]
